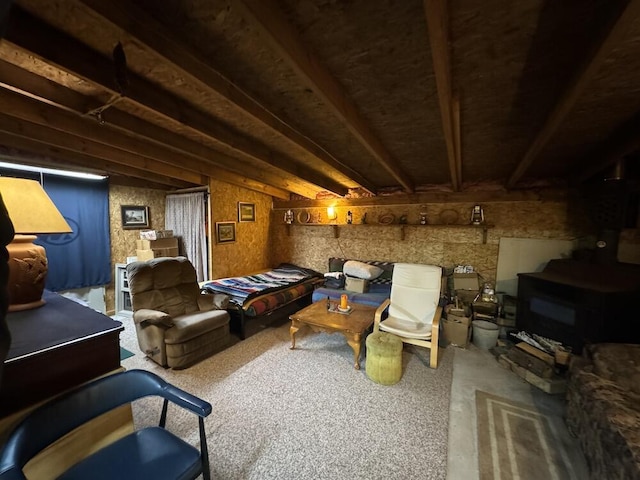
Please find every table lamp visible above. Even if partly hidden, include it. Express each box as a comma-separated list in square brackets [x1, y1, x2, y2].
[0, 177, 72, 311]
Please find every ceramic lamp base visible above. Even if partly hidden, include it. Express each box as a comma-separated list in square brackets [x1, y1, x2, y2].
[7, 234, 47, 312]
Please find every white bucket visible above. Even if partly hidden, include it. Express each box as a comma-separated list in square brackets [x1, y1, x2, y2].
[472, 320, 500, 349]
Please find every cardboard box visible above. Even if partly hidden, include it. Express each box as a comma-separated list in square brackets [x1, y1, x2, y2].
[443, 312, 471, 348]
[135, 247, 179, 261]
[345, 276, 369, 293]
[140, 229, 174, 240]
[453, 272, 480, 291]
[136, 249, 155, 261]
[136, 237, 179, 250]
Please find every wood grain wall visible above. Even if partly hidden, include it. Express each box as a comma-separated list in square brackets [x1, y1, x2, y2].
[208, 178, 273, 279]
[269, 194, 600, 284]
[105, 184, 166, 314]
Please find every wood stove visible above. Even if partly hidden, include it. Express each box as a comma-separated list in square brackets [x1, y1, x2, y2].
[516, 259, 640, 354]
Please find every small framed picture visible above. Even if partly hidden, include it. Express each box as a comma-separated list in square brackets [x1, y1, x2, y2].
[121, 205, 150, 229]
[238, 202, 256, 222]
[215, 221, 236, 244]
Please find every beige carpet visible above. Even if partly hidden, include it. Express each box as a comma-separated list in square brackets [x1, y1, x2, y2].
[476, 390, 575, 480]
[118, 316, 454, 479]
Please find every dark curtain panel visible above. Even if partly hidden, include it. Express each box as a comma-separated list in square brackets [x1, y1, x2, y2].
[36, 176, 111, 290]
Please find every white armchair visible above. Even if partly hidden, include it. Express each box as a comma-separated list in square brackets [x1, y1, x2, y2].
[373, 263, 443, 368]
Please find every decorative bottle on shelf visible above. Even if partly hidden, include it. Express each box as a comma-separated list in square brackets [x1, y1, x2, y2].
[347, 210, 353, 224]
[420, 212, 427, 225]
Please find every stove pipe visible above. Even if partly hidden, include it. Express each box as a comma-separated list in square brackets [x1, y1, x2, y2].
[591, 159, 633, 264]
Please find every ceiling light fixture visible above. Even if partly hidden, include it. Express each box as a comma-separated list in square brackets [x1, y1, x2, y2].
[0, 159, 107, 181]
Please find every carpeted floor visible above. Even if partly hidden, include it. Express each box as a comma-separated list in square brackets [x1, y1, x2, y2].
[119, 317, 454, 480]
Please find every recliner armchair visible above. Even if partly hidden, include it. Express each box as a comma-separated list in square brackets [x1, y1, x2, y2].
[373, 263, 443, 368]
[127, 256, 231, 368]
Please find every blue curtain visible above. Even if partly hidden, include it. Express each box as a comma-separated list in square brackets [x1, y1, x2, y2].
[35, 176, 111, 290]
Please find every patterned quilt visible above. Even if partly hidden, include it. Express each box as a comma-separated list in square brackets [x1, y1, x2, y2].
[201, 264, 323, 317]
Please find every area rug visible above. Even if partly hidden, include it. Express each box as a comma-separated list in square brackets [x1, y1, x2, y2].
[120, 321, 454, 480]
[476, 390, 576, 480]
[119, 346, 134, 361]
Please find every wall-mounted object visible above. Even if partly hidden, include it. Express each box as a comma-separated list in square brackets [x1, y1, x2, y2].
[238, 202, 255, 222]
[215, 221, 236, 244]
[439, 209, 458, 225]
[326, 206, 337, 222]
[284, 209, 294, 224]
[420, 212, 428, 225]
[0, 177, 72, 311]
[471, 205, 485, 225]
[121, 205, 150, 229]
[347, 210, 353, 224]
[378, 213, 395, 225]
[297, 210, 311, 224]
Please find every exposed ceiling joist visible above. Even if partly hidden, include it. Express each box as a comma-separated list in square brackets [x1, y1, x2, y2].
[5, 5, 347, 197]
[507, 0, 640, 189]
[424, 0, 460, 191]
[0, 112, 206, 184]
[0, 111, 294, 199]
[237, 0, 415, 194]
[0, 1, 638, 198]
[0, 131, 192, 188]
[79, 0, 377, 195]
[0, 60, 318, 198]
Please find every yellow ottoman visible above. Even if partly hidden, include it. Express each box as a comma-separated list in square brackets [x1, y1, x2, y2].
[366, 332, 403, 385]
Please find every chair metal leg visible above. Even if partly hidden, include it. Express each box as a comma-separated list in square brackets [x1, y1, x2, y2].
[159, 398, 169, 428]
[199, 416, 211, 480]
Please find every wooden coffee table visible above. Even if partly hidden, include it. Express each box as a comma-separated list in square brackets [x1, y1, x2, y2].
[289, 301, 377, 369]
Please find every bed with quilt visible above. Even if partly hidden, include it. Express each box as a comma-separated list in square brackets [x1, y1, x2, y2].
[201, 263, 323, 339]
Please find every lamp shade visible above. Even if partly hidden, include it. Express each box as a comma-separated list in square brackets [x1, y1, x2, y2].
[0, 177, 71, 233]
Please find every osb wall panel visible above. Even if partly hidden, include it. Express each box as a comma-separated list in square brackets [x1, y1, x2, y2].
[105, 184, 166, 314]
[269, 199, 596, 285]
[209, 178, 272, 279]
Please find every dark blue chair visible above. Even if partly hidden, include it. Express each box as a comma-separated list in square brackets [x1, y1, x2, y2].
[0, 369, 212, 480]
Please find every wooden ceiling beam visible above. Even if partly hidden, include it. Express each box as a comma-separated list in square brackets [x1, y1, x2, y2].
[507, 0, 640, 189]
[0, 131, 192, 188]
[78, 0, 377, 195]
[4, 5, 346, 197]
[0, 114, 292, 199]
[424, 0, 461, 191]
[237, 0, 414, 194]
[0, 87, 314, 197]
[0, 88, 215, 177]
[0, 113, 206, 184]
[0, 111, 296, 199]
[0, 62, 312, 198]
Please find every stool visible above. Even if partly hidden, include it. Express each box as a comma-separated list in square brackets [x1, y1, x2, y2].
[366, 332, 403, 385]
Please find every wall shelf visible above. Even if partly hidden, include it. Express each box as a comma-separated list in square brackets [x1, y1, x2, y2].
[285, 223, 494, 243]
[115, 263, 133, 316]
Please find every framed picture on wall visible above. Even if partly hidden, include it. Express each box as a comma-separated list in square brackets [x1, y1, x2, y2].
[121, 205, 150, 229]
[215, 221, 236, 244]
[238, 202, 255, 222]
